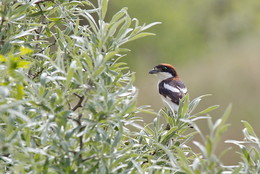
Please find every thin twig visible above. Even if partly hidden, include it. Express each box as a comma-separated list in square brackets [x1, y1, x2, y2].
[68, 113, 84, 161]
[78, 114, 84, 152]
[31, 68, 44, 80]
[38, 40, 56, 54]
[72, 93, 85, 111]
[67, 116, 80, 125]
[82, 155, 97, 162]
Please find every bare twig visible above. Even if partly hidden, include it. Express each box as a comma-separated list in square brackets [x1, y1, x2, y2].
[31, 68, 44, 80]
[72, 93, 85, 111]
[38, 40, 56, 54]
[82, 155, 97, 162]
[68, 113, 84, 161]
[78, 114, 84, 152]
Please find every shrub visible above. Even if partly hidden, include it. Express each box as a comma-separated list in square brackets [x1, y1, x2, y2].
[0, 0, 259, 173]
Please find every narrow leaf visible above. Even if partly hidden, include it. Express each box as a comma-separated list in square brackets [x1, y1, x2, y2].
[194, 105, 219, 116]
[242, 120, 257, 137]
[101, 0, 108, 20]
[128, 32, 155, 42]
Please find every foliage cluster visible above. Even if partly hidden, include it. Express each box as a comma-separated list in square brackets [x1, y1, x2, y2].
[0, 0, 259, 173]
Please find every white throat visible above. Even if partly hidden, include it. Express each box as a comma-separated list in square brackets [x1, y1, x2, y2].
[155, 72, 173, 81]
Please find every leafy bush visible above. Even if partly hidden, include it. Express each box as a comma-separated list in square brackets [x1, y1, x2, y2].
[0, 0, 259, 173]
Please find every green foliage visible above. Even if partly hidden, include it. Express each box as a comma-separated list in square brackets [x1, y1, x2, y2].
[0, 0, 259, 173]
[0, 0, 158, 172]
[226, 121, 260, 173]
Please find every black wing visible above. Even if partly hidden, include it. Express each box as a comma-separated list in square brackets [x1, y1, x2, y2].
[159, 79, 187, 105]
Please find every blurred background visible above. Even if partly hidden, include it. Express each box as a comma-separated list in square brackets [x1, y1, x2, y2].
[107, 0, 260, 164]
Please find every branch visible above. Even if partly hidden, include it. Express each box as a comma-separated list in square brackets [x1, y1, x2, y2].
[30, 68, 44, 80]
[72, 93, 85, 111]
[67, 113, 84, 161]
[82, 155, 97, 162]
[78, 114, 84, 151]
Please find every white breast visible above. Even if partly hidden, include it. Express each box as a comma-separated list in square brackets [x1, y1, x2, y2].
[161, 96, 179, 112]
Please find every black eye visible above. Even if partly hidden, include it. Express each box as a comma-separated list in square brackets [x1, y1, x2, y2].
[162, 67, 167, 71]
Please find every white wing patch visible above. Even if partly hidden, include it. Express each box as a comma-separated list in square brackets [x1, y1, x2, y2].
[164, 83, 179, 93]
[180, 87, 188, 94]
[164, 83, 187, 94]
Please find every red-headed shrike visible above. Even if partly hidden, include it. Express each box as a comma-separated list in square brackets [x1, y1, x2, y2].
[149, 63, 187, 113]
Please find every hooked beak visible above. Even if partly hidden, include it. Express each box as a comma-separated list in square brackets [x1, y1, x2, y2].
[149, 69, 159, 74]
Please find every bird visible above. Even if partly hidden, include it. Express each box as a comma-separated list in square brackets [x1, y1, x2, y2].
[149, 63, 188, 113]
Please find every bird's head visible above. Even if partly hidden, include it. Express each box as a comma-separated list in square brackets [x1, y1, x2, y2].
[149, 64, 179, 80]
